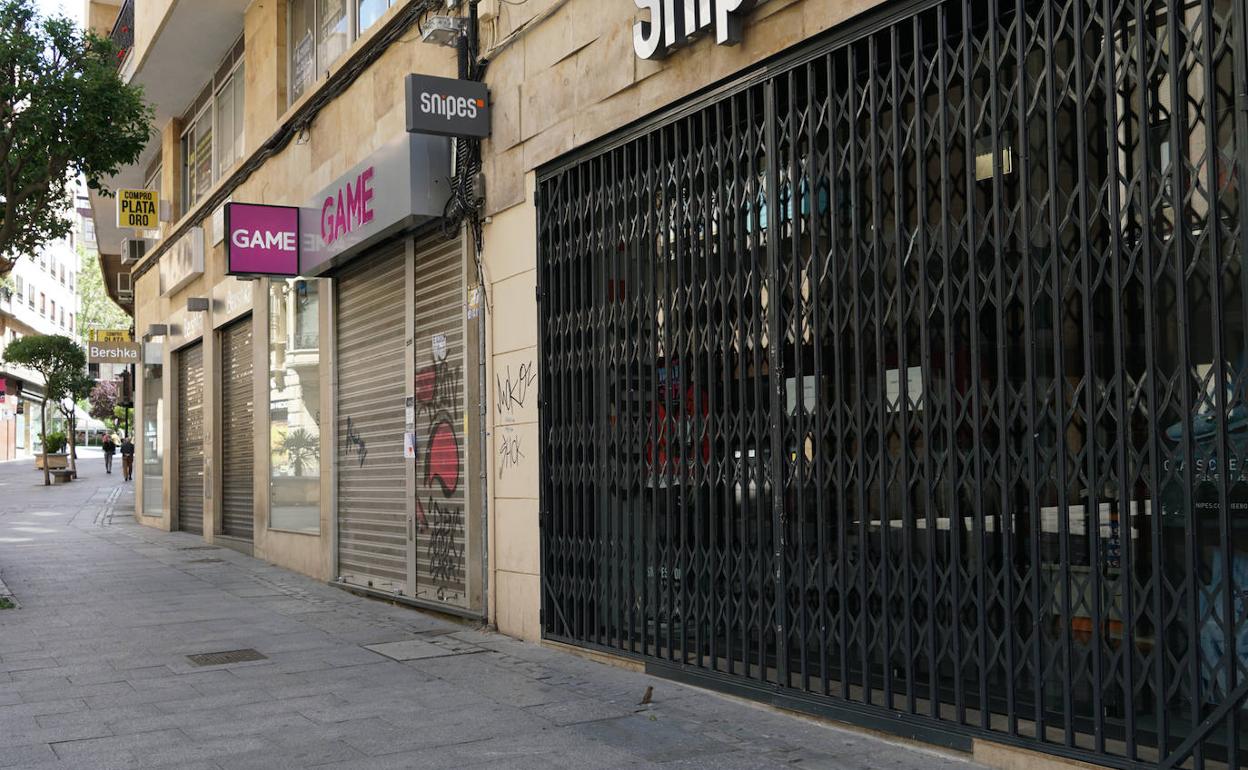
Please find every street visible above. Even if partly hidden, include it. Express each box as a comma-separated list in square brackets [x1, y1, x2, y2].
[0, 458, 987, 769]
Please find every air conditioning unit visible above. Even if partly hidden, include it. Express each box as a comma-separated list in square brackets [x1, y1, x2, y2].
[120, 237, 148, 264]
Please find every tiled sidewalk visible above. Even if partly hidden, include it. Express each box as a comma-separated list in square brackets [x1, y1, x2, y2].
[0, 463, 985, 769]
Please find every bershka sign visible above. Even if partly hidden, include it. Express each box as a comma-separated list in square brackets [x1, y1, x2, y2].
[225, 203, 300, 277]
[632, 0, 768, 59]
[405, 74, 490, 139]
[88, 340, 141, 364]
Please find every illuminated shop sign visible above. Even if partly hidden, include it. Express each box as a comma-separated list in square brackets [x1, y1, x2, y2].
[299, 133, 452, 276]
[225, 203, 300, 277]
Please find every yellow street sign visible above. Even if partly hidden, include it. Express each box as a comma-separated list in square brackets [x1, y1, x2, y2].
[89, 329, 132, 343]
[116, 189, 159, 229]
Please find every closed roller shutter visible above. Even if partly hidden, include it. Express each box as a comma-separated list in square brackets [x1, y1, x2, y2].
[220, 317, 254, 541]
[412, 237, 468, 608]
[176, 342, 205, 535]
[336, 245, 408, 592]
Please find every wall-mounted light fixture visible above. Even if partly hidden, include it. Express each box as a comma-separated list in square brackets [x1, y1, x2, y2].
[187, 298, 210, 312]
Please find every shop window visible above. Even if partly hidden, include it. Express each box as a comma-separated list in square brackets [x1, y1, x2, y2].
[268, 279, 322, 533]
[142, 364, 163, 517]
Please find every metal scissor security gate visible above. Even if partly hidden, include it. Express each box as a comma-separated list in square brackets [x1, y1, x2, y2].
[537, 0, 1248, 767]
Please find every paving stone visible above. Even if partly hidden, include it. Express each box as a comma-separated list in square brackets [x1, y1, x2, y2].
[0, 742, 56, 768]
[0, 459, 987, 770]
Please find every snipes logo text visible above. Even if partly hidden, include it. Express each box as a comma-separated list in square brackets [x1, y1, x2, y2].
[418, 92, 485, 121]
[633, 0, 766, 60]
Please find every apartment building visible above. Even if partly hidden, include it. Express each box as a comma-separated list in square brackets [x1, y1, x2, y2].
[85, 0, 1248, 767]
[0, 232, 82, 459]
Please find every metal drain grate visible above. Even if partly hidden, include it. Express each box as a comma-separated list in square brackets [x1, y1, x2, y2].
[177, 546, 219, 551]
[186, 558, 224, 564]
[186, 649, 267, 667]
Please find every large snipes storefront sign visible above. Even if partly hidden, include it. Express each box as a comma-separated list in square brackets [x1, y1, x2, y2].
[632, 0, 768, 59]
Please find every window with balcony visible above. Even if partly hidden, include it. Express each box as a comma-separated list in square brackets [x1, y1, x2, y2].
[181, 37, 245, 214]
[288, 0, 391, 105]
[180, 98, 213, 212]
[215, 62, 245, 179]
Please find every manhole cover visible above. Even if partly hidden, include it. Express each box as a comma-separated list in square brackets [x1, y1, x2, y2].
[186, 558, 224, 564]
[186, 649, 268, 666]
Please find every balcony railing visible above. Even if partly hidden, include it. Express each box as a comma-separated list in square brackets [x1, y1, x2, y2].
[109, 0, 134, 68]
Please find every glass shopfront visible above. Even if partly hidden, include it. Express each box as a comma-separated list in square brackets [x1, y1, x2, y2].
[537, 0, 1248, 766]
[268, 279, 322, 533]
[142, 363, 163, 517]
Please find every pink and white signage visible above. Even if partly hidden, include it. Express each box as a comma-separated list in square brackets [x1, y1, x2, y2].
[299, 133, 452, 276]
[225, 202, 301, 277]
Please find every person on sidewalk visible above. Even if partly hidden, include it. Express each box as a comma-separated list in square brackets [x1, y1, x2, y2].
[101, 434, 116, 474]
[120, 435, 134, 481]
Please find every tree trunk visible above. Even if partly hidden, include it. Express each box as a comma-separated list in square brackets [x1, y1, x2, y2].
[66, 411, 77, 479]
[39, 397, 49, 486]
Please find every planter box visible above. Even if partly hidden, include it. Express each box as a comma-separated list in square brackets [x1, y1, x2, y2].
[35, 454, 68, 470]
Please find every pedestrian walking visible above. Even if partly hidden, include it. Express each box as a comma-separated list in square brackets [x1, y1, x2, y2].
[102, 434, 116, 474]
[120, 435, 135, 482]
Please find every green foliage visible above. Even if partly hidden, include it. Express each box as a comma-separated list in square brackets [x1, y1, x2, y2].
[278, 429, 320, 476]
[77, 246, 130, 332]
[5, 334, 87, 482]
[0, 597, 14, 609]
[4, 335, 87, 403]
[42, 430, 66, 454]
[0, 0, 152, 273]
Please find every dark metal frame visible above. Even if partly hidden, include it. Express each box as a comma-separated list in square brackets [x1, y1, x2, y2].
[110, 0, 135, 67]
[537, 0, 1248, 767]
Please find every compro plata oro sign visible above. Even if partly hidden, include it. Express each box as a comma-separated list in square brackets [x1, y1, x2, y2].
[88, 340, 141, 364]
[405, 74, 490, 139]
[116, 189, 159, 229]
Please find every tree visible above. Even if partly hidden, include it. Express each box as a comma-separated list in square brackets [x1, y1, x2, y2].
[55, 369, 93, 478]
[88, 378, 130, 434]
[3, 334, 87, 485]
[0, 1, 152, 275]
[77, 244, 129, 332]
